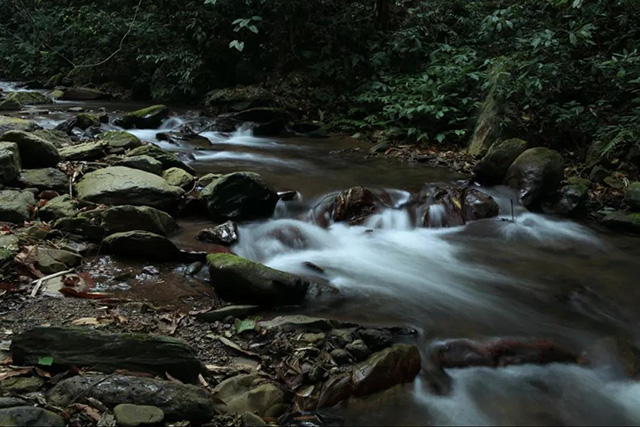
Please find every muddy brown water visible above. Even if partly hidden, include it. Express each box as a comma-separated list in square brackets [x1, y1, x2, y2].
[6, 83, 640, 425]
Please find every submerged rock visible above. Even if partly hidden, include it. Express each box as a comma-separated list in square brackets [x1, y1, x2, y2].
[474, 138, 528, 185]
[115, 105, 169, 129]
[104, 231, 180, 261]
[332, 186, 384, 225]
[213, 374, 287, 418]
[506, 147, 564, 209]
[98, 131, 143, 151]
[541, 183, 589, 216]
[201, 172, 278, 221]
[0, 407, 64, 427]
[125, 144, 195, 174]
[17, 168, 68, 193]
[114, 154, 163, 175]
[196, 221, 238, 245]
[75, 166, 184, 210]
[0, 141, 21, 184]
[48, 375, 215, 422]
[207, 253, 310, 306]
[416, 185, 499, 228]
[0, 190, 35, 223]
[99, 205, 177, 236]
[12, 327, 203, 382]
[0, 130, 60, 168]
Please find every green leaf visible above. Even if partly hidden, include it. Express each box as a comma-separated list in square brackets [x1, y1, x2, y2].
[234, 317, 258, 334]
[203, 0, 217, 4]
[229, 40, 245, 52]
[38, 356, 54, 366]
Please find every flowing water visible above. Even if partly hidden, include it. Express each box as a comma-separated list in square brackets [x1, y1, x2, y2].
[7, 90, 640, 425]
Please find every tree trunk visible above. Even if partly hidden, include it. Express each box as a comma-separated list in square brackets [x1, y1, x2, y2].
[376, 0, 390, 30]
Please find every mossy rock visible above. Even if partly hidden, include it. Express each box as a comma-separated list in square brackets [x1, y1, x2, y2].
[197, 173, 221, 189]
[32, 129, 72, 147]
[0, 406, 64, 427]
[38, 195, 80, 222]
[59, 141, 106, 161]
[115, 105, 168, 129]
[201, 172, 278, 221]
[0, 141, 21, 184]
[114, 404, 164, 427]
[60, 87, 109, 101]
[163, 167, 195, 190]
[0, 190, 35, 223]
[0, 116, 41, 135]
[98, 131, 142, 151]
[602, 211, 640, 234]
[104, 230, 180, 261]
[0, 98, 21, 111]
[205, 86, 275, 115]
[0, 131, 60, 168]
[5, 91, 52, 106]
[125, 144, 195, 174]
[35, 247, 82, 274]
[75, 113, 100, 130]
[114, 155, 163, 175]
[505, 147, 564, 209]
[17, 168, 68, 193]
[625, 182, 640, 211]
[474, 138, 529, 185]
[52, 216, 106, 241]
[100, 205, 177, 236]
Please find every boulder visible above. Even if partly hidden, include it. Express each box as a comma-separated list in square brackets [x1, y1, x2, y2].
[17, 168, 68, 193]
[506, 147, 564, 209]
[98, 131, 143, 151]
[602, 211, 640, 234]
[38, 195, 80, 222]
[125, 144, 195, 174]
[206, 253, 310, 306]
[114, 155, 163, 175]
[12, 327, 203, 382]
[289, 122, 329, 138]
[115, 105, 169, 129]
[212, 374, 287, 418]
[75, 166, 184, 210]
[99, 205, 177, 236]
[416, 185, 499, 228]
[0, 131, 60, 168]
[0, 190, 35, 223]
[201, 172, 278, 221]
[5, 91, 52, 106]
[35, 247, 82, 274]
[59, 141, 106, 161]
[351, 344, 421, 396]
[205, 86, 275, 115]
[215, 108, 290, 136]
[104, 231, 180, 261]
[32, 129, 71, 147]
[0, 407, 64, 427]
[0, 141, 21, 184]
[52, 216, 106, 241]
[0, 116, 41, 135]
[47, 375, 215, 422]
[625, 182, 640, 211]
[163, 167, 195, 190]
[0, 398, 28, 409]
[197, 173, 221, 189]
[0, 98, 21, 111]
[541, 183, 589, 216]
[196, 221, 238, 245]
[474, 138, 528, 184]
[113, 404, 164, 427]
[60, 87, 109, 101]
[332, 186, 385, 225]
[0, 376, 45, 394]
[75, 113, 101, 130]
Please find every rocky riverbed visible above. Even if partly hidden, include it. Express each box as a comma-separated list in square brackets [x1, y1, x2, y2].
[1, 82, 640, 426]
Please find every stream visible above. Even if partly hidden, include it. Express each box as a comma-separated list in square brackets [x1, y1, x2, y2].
[6, 82, 640, 425]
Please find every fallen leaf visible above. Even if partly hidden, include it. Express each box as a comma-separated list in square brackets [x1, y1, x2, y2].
[38, 356, 54, 366]
[234, 317, 258, 334]
[0, 366, 33, 381]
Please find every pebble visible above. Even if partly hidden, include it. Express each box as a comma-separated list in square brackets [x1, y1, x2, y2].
[113, 404, 164, 427]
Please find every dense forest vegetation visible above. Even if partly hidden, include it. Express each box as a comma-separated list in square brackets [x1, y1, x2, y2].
[1, 0, 639, 156]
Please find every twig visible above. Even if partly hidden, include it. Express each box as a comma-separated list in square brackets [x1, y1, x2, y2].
[30, 269, 74, 297]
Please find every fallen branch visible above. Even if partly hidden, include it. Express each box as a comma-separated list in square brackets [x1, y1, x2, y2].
[30, 269, 74, 297]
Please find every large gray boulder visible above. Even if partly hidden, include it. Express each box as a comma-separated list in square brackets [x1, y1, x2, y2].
[5, 91, 52, 106]
[474, 138, 528, 185]
[125, 144, 195, 175]
[11, 327, 203, 382]
[115, 105, 168, 129]
[75, 166, 184, 210]
[38, 195, 80, 222]
[0, 116, 41, 135]
[0, 141, 21, 184]
[47, 375, 215, 422]
[59, 141, 106, 161]
[104, 231, 180, 261]
[0, 190, 35, 223]
[201, 172, 278, 221]
[0, 131, 60, 168]
[17, 168, 68, 193]
[206, 253, 310, 306]
[99, 205, 177, 236]
[506, 147, 564, 209]
[98, 131, 143, 151]
[114, 155, 163, 175]
[163, 167, 195, 190]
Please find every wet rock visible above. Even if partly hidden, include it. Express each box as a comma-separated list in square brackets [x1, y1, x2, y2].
[115, 105, 169, 129]
[206, 86, 275, 115]
[48, 374, 214, 422]
[0, 141, 21, 184]
[278, 190, 298, 201]
[0, 115, 41, 135]
[197, 173, 221, 189]
[60, 87, 109, 101]
[196, 305, 260, 322]
[0, 376, 45, 394]
[416, 185, 499, 227]
[125, 144, 195, 175]
[32, 129, 71, 147]
[5, 91, 52, 106]
[0, 190, 35, 223]
[625, 182, 640, 211]
[0, 131, 60, 168]
[215, 108, 290, 136]
[75, 166, 185, 211]
[433, 339, 579, 369]
[0, 407, 64, 427]
[345, 339, 371, 361]
[474, 138, 528, 185]
[196, 221, 238, 245]
[0, 98, 21, 111]
[289, 122, 329, 138]
[157, 132, 212, 150]
[99, 205, 178, 236]
[12, 327, 203, 382]
[351, 344, 421, 396]
[113, 404, 164, 427]
[59, 141, 106, 161]
[0, 398, 28, 409]
[35, 247, 82, 274]
[38, 195, 79, 222]
[332, 186, 382, 225]
[98, 131, 143, 151]
[114, 155, 163, 175]
[206, 253, 310, 306]
[52, 216, 106, 241]
[358, 329, 393, 352]
[201, 172, 278, 221]
[17, 168, 68, 193]
[601, 211, 640, 234]
[212, 374, 287, 418]
[75, 113, 101, 130]
[163, 167, 195, 190]
[369, 141, 389, 154]
[104, 231, 180, 261]
[541, 183, 589, 216]
[506, 147, 564, 209]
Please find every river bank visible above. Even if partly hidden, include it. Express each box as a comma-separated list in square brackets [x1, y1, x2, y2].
[1, 82, 640, 426]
